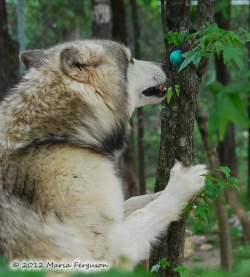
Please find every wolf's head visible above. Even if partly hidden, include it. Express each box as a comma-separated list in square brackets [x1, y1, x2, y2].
[20, 40, 169, 111]
[2, 40, 169, 156]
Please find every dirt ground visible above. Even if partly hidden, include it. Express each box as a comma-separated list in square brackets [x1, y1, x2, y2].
[184, 247, 220, 269]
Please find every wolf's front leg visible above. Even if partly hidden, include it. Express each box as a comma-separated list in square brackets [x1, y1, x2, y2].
[124, 191, 162, 217]
[110, 161, 207, 263]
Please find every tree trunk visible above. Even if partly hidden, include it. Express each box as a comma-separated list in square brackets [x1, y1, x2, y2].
[218, 124, 250, 242]
[91, 0, 111, 39]
[149, 0, 216, 276]
[110, 0, 138, 198]
[137, 107, 146, 195]
[196, 103, 232, 271]
[130, 0, 146, 195]
[110, 0, 126, 43]
[120, 131, 138, 199]
[215, 1, 250, 242]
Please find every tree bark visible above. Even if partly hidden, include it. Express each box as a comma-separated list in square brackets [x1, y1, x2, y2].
[149, 0, 216, 276]
[196, 103, 232, 271]
[91, 0, 111, 39]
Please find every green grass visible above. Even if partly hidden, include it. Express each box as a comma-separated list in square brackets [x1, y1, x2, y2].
[190, 255, 205, 262]
[233, 244, 250, 261]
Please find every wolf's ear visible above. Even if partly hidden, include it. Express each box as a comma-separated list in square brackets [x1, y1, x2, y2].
[60, 46, 97, 82]
[20, 50, 43, 69]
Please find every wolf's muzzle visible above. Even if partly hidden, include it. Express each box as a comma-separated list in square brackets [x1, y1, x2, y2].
[160, 64, 172, 87]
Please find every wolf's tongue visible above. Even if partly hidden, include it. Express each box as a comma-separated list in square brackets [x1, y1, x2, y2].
[157, 84, 165, 90]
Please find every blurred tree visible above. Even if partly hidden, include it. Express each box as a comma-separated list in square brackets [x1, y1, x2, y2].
[0, 0, 10, 99]
[215, 0, 250, 243]
[110, 0, 126, 43]
[91, 0, 111, 39]
[130, 0, 146, 196]
[110, 0, 138, 198]
[196, 102, 232, 271]
[9, 0, 91, 49]
[149, 0, 216, 276]
[0, 0, 18, 100]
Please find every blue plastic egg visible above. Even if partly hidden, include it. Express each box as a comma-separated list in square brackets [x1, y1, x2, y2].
[170, 50, 184, 67]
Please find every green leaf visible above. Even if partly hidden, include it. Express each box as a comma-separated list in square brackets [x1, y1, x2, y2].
[150, 264, 161, 274]
[227, 95, 249, 127]
[211, 41, 224, 58]
[229, 177, 241, 192]
[207, 105, 220, 140]
[205, 21, 220, 33]
[185, 49, 202, 68]
[222, 45, 244, 70]
[218, 166, 231, 178]
[239, 27, 250, 41]
[163, 31, 189, 45]
[167, 87, 173, 104]
[205, 183, 221, 199]
[223, 81, 250, 95]
[158, 258, 170, 269]
[217, 178, 229, 189]
[179, 48, 211, 72]
[217, 110, 230, 141]
[208, 81, 224, 95]
[207, 81, 250, 140]
[163, 31, 173, 40]
[184, 203, 194, 215]
[203, 174, 218, 183]
[193, 206, 208, 224]
[229, 31, 244, 46]
[178, 49, 200, 72]
[178, 30, 189, 44]
[173, 265, 193, 277]
[178, 55, 193, 72]
[204, 190, 213, 199]
[175, 85, 180, 96]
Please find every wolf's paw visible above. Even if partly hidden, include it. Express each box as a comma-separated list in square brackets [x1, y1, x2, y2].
[165, 161, 208, 201]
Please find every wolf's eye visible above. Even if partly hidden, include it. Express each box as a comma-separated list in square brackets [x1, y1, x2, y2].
[130, 56, 134, 64]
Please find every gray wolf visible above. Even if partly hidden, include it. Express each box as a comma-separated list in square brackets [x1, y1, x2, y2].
[0, 40, 206, 266]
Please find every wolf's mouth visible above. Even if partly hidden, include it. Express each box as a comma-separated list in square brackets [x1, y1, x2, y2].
[142, 84, 167, 98]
